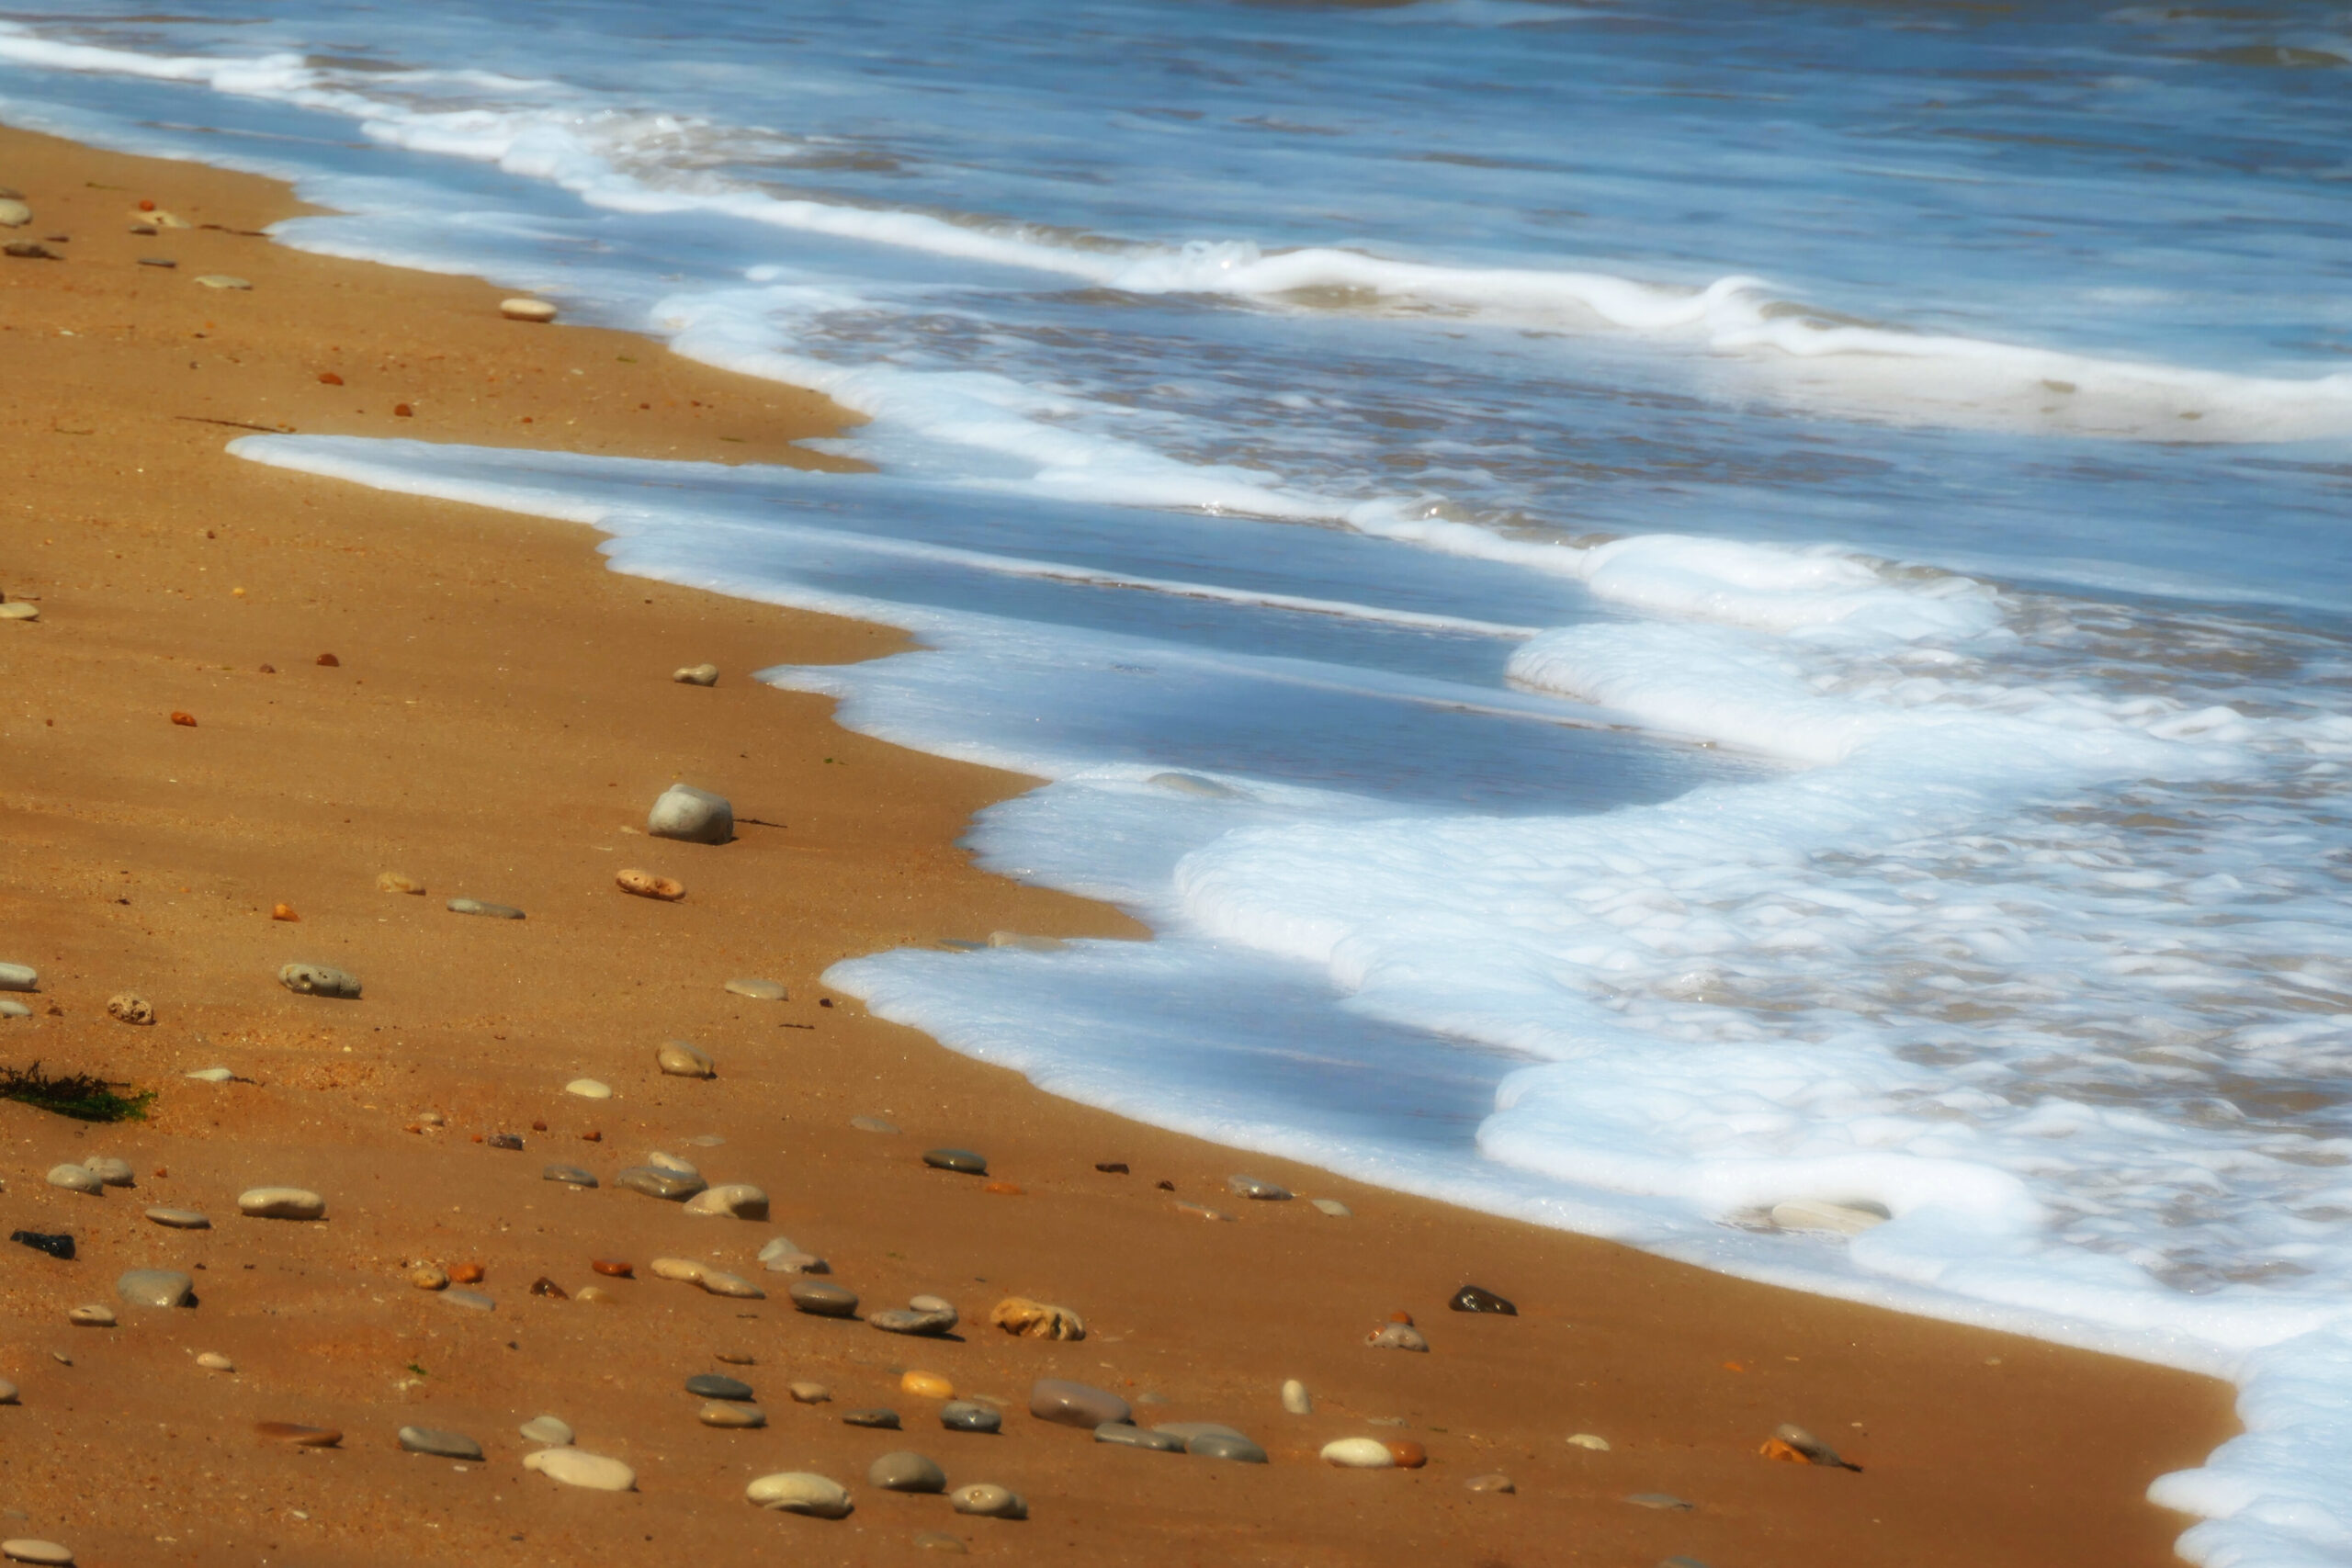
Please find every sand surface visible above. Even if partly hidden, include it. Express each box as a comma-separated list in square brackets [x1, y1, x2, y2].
[0, 125, 2236, 1567]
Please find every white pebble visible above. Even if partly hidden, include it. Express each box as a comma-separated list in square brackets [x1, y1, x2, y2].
[524, 1448, 635, 1490]
[564, 1077, 613, 1100]
[1321, 1438, 1396, 1469]
[500, 298, 559, 323]
[1281, 1379, 1312, 1416]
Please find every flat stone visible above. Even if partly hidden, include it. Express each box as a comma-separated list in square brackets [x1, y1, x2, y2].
[902, 1370, 954, 1399]
[989, 1296, 1085, 1341]
[145, 1207, 210, 1229]
[564, 1078, 613, 1100]
[649, 1257, 706, 1283]
[850, 1115, 899, 1134]
[1155, 1421, 1250, 1445]
[1770, 1198, 1891, 1235]
[948, 1483, 1025, 1520]
[699, 1271, 764, 1300]
[12, 1229, 71, 1260]
[700, 1401, 767, 1428]
[616, 868, 685, 900]
[524, 1449, 636, 1491]
[575, 1285, 618, 1304]
[193, 274, 252, 289]
[44, 1166, 101, 1195]
[195, 1352, 232, 1372]
[869, 1301, 957, 1337]
[986, 931, 1066, 952]
[116, 1269, 195, 1308]
[762, 1249, 828, 1275]
[789, 1280, 860, 1318]
[1368, 1323, 1429, 1352]
[1227, 1174, 1292, 1201]
[1310, 1198, 1352, 1218]
[922, 1148, 987, 1175]
[647, 784, 732, 844]
[78, 1157, 132, 1188]
[0, 198, 30, 229]
[1094, 1423, 1184, 1453]
[940, 1402, 1001, 1434]
[725, 977, 786, 1000]
[1188, 1432, 1269, 1463]
[518, 1416, 572, 1445]
[443, 1289, 496, 1313]
[615, 1167, 707, 1201]
[673, 662, 719, 685]
[0, 963, 37, 990]
[683, 1183, 767, 1219]
[1567, 1432, 1613, 1451]
[745, 1472, 854, 1518]
[1, 1540, 74, 1565]
[686, 1373, 754, 1400]
[186, 1066, 237, 1083]
[1765, 1422, 1861, 1471]
[790, 1382, 832, 1404]
[1465, 1472, 1516, 1493]
[646, 1151, 701, 1176]
[1626, 1493, 1696, 1511]
[1282, 1379, 1312, 1415]
[255, 1422, 341, 1446]
[0, 998, 28, 1018]
[1030, 1379, 1130, 1430]
[0, 1379, 18, 1401]
[842, 1408, 901, 1429]
[399, 1426, 483, 1461]
[501, 297, 559, 322]
[277, 962, 359, 998]
[67, 1305, 115, 1328]
[913, 1533, 968, 1553]
[1321, 1438, 1396, 1469]
[542, 1164, 598, 1188]
[1449, 1285, 1517, 1315]
[869, 1451, 948, 1493]
[486, 1133, 525, 1150]
[657, 1040, 716, 1078]
[446, 897, 524, 919]
[238, 1187, 326, 1220]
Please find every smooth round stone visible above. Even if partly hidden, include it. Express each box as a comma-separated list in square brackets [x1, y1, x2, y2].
[948, 1483, 1025, 1520]
[442, 1289, 496, 1313]
[903, 1370, 954, 1399]
[940, 1402, 1001, 1434]
[1449, 1284, 1518, 1315]
[789, 1280, 860, 1318]
[145, 1207, 210, 1229]
[518, 1416, 572, 1445]
[0, 998, 28, 1019]
[616, 868, 686, 900]
[1465, 1472, 1516, 1493]
[683, 1183, 767, 1219]
[1094, 1423, 1184, 1453]
[277, 963, 359, 998]
[1322, 1438, 1396, 1469]
[116, 1269, 195, 1309]
[745, 1472, 853, 1518]
[615, 1168, 707, 1201]
[1567, 1431, 1613, 1450]
[194, 1352, 233, 1372]
[650, 1257, 707, 1283]
[0, 1378, 18, 1402]
[725, 977, 786, 1000]
[0, 963, 36, 990]
[686, 1373, 755, 1401]
[699, 1400, 766, 1428]
[45, 1166, 101, 1195]
[790, 1382, 831, 1404]
[525, 1448, 636, 1491]
[542, 1164, 598, 1188]
[409, 1263, 448, 1291]
[67, 1306, 114, 1328]
[756, 1235, 804, 1263]
[673, 663, 720, 686]
[922, 1147, 987, 1176]
[1, 1541, 73, 1566]
[869, 1306, 956, 1337]
[699, 1271, 764, 1300]
[870, 1451, 947, 1494]
[1227, 1173, 1292, 1201]
[647, 784, 733, 845]
[238, 1187, 326, 1220]
[849, 1115, 899, 1134]
[399, 1426, 483, 1461]
[575, 1285, 618, 1305]
[82, 1157, 134, 1188]
[760, 1241, 828, 1273]
[0, 199, 28, 228]
[1030, 1379, 1131, 1430]
[1310, 1198, 1352, 1218]
[186, 1066, 237, 1083]
[842, 1408, 901, 1430]
[646, 1150, 701, 1175]
[0, 604, 33, 623]
[447, 897, 524, 919]
[1369, 1323, 1430, 1352]
[656, 1040, 716, 1078]
[1281, 1379, 1312, 1415]
[1186, 1432, 1268, 1463]
[500, 298, 559, 322]
[1770, 1198, 1891, 1235]
[564, 1077, 613, 1100]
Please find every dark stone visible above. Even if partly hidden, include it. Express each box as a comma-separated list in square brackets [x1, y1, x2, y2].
[686, 1373, 754, 1401]
[1187, 1432, 1269, 1463]
[487, 1133, 524, 1151]
[398, 1426, 484, 1461]
[843, 1407, 902, 1429]
[788, 1280, 861, 1318]
[868, 1450, 947, 1493]
[1448, 1285, 1517, 1315]
[868, 1306, 956, 1337]
[11, 1230, 74, 1260]
[1094, 1162, 1129, 1174]
[614, 1167, 707, 1201]
[1155, 1179, 1175, 1191]
[1029, 1377, 1131, 1430]
[922, 1148, 987, 1176]
[529, 1276, 567, 1299]
[1094, 1423, 1185, 1453]
[940, 1401, 1001, 1433]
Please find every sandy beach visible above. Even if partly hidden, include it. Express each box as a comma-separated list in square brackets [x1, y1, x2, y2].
[0, 123, 2238, 1567]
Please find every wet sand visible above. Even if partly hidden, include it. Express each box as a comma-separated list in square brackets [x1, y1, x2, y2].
[0, 124, 2236, 1567]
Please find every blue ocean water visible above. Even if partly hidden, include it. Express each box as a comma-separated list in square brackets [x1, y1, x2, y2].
[6, 4, 2351, 1558]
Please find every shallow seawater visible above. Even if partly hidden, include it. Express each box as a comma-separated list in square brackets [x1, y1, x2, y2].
[6, 2, 2352, 1558]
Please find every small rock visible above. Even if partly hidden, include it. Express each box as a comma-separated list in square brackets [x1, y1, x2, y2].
[446, 897, 524, 919]
[871, 1295, 958, 1337]
[1321, 1437, 1396, 1469]
[656, 1040, 716, 1078]
[195, 1352, 233, 1372]
[377, 872, 426, 895]
[90, 1156, 140, 1188]
[788, 1280, 860, 1317]
[44, 1166, 102, 1196]
[922, 1148, 987, 1176]
[193, 274, 252, 289]
[725, 977, 786, 1000]
[0, 963, 38, 991]
[104, 994, 155, 1026]
[0, 604, 33, 624]
[530, 1276, 567, 1299]
[989, 1296, 1085, 1341]
[1566, 1432, 1613, 1451]
[1280, 1379, 1313, 1415]
[948, 1483, 1025, 1520]
[673, 663, 719, 685]
[592, 1259, 633, 1278]
[940, 1402, 1002, 1434]
[0, 1379, 15, 1403]
[790, 1382, 831, 1404]
[1182, 1430, 1267, 1463]
[1368, 1323, 1429, 1352]
[747, 1472, 854, 1518]
[986, 931, 1066, 953]
[0, 198, 28, 227]
[0, 1541, 73, 1566]
[186, 1066, 235, 1083]
[914, 1533, 967, 1553]
[843, 1408, 901, 1429]
[501, 298, 558, 322]
[443, 1289, 495, 1313]
[518, 1416, 572, 1445]
[1770, 1198, 1891, 1235]
[137, 256, 176, 267]
[648, 1150, 703, 1173]
[0, 998, 28, 1017]
[1030, 1378, 1130, 1430]
[849, 1116, 898, 1134]
[686, 1373, 755, 1401]
[616, 868, 685, 901]
[650, 1257, 707, 1283]
[1310, 1198, 1352, 1217]
[408, 1264, 449, 1291]
[238, 1187, 326, 1220]
[761, 1249, 829, 1275]
[683, 1183, 768, 1219]
[1626, 1493, 1695, 1511]
[277, 963, 359, 998]
[902, 1371, 955, 1399]
[542, 1164, 598, 1188]
[1449, 1285, 1517, 1315]
[255, 1422, 341, 1446]
[1227, 1174, 1291, 1201]
[524, 1449, 636, 1491]
[67, 1306, 116, 1328]
[1384, 1439, 1429, 1469]
[1760, 1422, 1862, 1472]
[116, 1269, 195, 1308]
[870, 1451, 947, 1493]
[145, 1207, 209, 1230]
[576, 1284, 618, 1305]
[615, 1167, 707, 1201]
[700, 1401, 767, 1428]
[399, 1427, 483, 1461]
[701, 1271, 765, 1300]
[564, 1077, 613, 1100]
[1095, 1423, 1185, 1453]
[486, 1132, 525, 1150]
[3, 242, 61, 260]
[647, 784, 732, 845]
[1466, 1471, 1516, 1493]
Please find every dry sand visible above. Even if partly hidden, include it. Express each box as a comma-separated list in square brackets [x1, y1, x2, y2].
[0, 124, 2236, 1567]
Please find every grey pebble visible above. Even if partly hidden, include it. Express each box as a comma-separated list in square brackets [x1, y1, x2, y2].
[869, 1305, 957, 1337]
[1094, 1423, 1185, 1453]
[1627, 1493, 1695, 1512]
[615, 1167, 707, 1201]
[0, 998, 29, 1018]
[138, 255, 176, 267]
[1465, 1472, 1516, 1493]
[940, 1402, 1001, 1434]
[869, 1451, 947, 1494]
[1227, 1174, 1292, 1201]
[0, 962, 38, 990]
[447, 897, 525, 919]
[843, 1408, 902, 1429]
[685, 1373, 753, 1401]
[1030, 1378, 1130, 1430]
[116, 1269, 195, 1308]
[541, 1164, 598, 1188]
[83, 1157, 134, 1188]
[45, 1165, 102, 1195]
[922, 1148, 986, 1175]
[850, 1116, 899, 1134]
[278, 963, 360, 998]
[145, 1207, 209, 1229]
[399, 1426, 484, 1461]
[1187, 1432, 1269, 1464]
[788, 1280, 860, 1318]
[647, 784, 732, 844]
[442, 1289, 495, 1313]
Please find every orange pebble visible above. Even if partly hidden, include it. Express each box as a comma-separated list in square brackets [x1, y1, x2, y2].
[138, 198, 155, 212]
[581, 1128, 602, 1142]
[448, 1262, 484, 1284]
[900, 1370, 955, 1399]
[318, 371, 344, 386]
[1722, 1361, 1747, 1372]
[1758, 1438, 1808, 1464]
[591, 1259, 633, 1278]
[393, 402, 413, 417]
[271, 903, 299, 922]
[316, 652, 340, 667]
[984, 1181, 1024, 1195]
[1388, 1310, 1415, 1325]
[1384, 1440, 1428, 1469]
[170, 711, 197, 727]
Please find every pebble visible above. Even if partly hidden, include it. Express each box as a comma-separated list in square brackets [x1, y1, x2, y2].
[500, 298, 559, 322]
[1567, 1432, 1613, 1451]
[683, 1183, 768, 1219]
[790, 1382, 832, 1404]
[145, 1207, 209, 1229]
[902, 1371, 955, 1399]
[1094, 1423, 1185, 1453]
[104, 994, 155, 1026]
[530, 1276, 568, 1299]
[137, 256, 176, 268]
[13, 1230, 72, 1260]
[446, 897, 524, 919]
[1186, 1430, 1268, 1463]
[277, 963, 360, 998]
[761, 1249, 828, 1275]
[238, 1187, 326, 1220]
[843, 1408, 901, 1429]
[989, 1296, 1086, 1341]
[869, 1451, 947, 1493]
[686, 1373, 755, 1401]
[2, 242, 59, 261]
[67, 1306, 116, 1328]
[647, 784, 733, 845]
[1627, 1493, 1695, 1511]
[1466, 1472, 1516, 1493]
[1762, 1422, 1862, 1471]
[940, 1402, 1002, 1434]
[699, 1401, 766, 1428]
[1281, 1379, 1312, 1416]
[745, 1472, 854, 1518]
[1770, 1198, 1891, 1235]
[0, 605, 31, 626]
[116, 1269, 195, 1309]
[186, 1066, 237, 1083]
[256, 1422, 341, 1446]
[518, 1416, 572, 1445]
[0, 1541, 73, 1566]
[0, 963, 36, 991]
[789, 1280, 861, 1317]
[576, 1285, 618, 1305]
[986, 931, 1066, 953]
[399, 1426, 483, 1461]
[1321, 1438, 1396, 1469]
[0, 998, 28, 1018]
[656, 1040, 717, 1078]
[616, 1168, 707, 1201]
[702, 1271, 766, 1300]
[849, 1115, 898, 1134]
[650, 1257, 707, 1283]
[377, 872, 426, 896]
[523, 1449, 636, 1491]
[673, 663, 720, 685]
[1030, 1378, 1130, 1430]
[0, 198, 28, 228]
[542, 1164, 598, 1188]
[1310, 1198, 1352, 1217]
[913, 1533, 967, 1553]
[564, 1078, 613, 1100]
[486, 1133, 525, 1150]
[409, 1264, 449, 1291]
[725, 977, 786, 1000]
[1368, 1323, 1429, 1352]
[922, 1148, 987, 1176]
[1172, 1201, 1231, 1221]
[196, 1352, 234, 1372]
[0, 1379, 16, 1403]
[1384, 1439, 1429, 1469]
[443, 1289, 496, 1313]
[616, 868, 685, 901]
[1227, 1174, 1292, 1201]
[44, 1166, 101, 1195]
[1449, 1285, 1517, 1315]
[870, 1296, 958, 1337]
[193, 273, 251, 289]
[948, 1483, 1025, 1520]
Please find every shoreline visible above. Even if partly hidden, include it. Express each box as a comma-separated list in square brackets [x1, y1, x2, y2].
[0, 121, 2236, 1567]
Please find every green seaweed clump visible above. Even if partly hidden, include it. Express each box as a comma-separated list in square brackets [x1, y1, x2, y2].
[0, 1062, 155, 1122]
